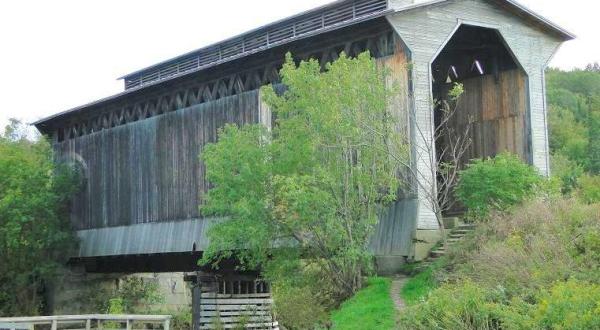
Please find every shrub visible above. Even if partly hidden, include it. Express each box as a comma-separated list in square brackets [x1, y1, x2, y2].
[456, 153, 541, 219]
[272, 283, 328, 329]
[163, 309, 192, 330]
[398, 281, 510, 330]
[550, 153, 583, 195]
[578, 174, 600, 204]
[526, 279, 600, 329]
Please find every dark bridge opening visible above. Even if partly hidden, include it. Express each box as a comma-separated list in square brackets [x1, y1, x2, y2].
[431, 24, 529, 215]
[432, 25, 519, 84]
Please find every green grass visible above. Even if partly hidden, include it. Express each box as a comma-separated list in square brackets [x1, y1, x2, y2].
[400, 266, 438, 305]
[330, 277, 396, 330]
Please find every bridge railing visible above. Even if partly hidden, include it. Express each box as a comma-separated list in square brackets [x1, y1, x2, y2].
[0, 314, 171, 330]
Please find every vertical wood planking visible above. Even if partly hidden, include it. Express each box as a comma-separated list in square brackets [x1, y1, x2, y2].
[446, 69, 528, 162]
[370, 40, 416, 257]
[57, 90, 261, 230]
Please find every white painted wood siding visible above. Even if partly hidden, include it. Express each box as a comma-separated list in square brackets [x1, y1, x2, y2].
[386, 0, 563, 229]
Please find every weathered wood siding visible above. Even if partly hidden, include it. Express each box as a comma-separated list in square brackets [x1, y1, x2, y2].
[386, 0, 562, 230]
[370, 199, 417, 256]
[370, 38, 416, 257]
[442, 69, 529, 161]
[57, 91, 260, 230]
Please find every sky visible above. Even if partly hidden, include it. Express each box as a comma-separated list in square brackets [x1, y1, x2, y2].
[0, 0, 598, 133]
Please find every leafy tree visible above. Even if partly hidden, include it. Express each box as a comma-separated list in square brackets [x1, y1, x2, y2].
[549, 153, 583, 195]
[199, 52, 406, 308]
[587, 96, 600, 174]
[578, 174, 600, 204]
[548, 105, 589, 166]
[0, 120, 79, 316]
[585, 62, 600, 73]
[546, 67, 600, 173]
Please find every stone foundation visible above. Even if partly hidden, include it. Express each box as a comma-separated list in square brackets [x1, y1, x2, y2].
[413, 229, 443, 261]
[374, 255, 408, 275]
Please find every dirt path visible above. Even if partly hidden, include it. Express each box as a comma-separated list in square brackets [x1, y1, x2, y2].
[389, 275, 409, 310]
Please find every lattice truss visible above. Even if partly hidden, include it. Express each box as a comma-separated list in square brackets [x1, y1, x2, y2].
[58, 30, 395, 142]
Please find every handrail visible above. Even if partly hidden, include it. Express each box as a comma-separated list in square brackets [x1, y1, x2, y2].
[0, 315, 171, 330]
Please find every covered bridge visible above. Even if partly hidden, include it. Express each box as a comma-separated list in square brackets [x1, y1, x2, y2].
[34, 0, 572, 319]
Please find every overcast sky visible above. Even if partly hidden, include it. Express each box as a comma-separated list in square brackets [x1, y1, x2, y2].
[0, 0, 598, 132]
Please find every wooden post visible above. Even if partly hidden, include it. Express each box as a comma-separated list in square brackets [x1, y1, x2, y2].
[163, 318, 170, 330]
[85, 319, 91, 330]
[97, 320, 103, 330]
[192, 272, 202, 330]
[126, 319, 132, 330]
[51, 320, 57, 330]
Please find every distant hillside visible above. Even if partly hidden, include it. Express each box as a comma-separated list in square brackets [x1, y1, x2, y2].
[546, 64, 600, 174]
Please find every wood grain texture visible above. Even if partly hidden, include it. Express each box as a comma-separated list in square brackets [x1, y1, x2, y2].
[57, 91, 260, 230]
[370, 42, 417, 257]
[440, 69, 529, 162]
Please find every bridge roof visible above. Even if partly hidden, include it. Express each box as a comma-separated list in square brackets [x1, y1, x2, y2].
[33, 0, 573, 130]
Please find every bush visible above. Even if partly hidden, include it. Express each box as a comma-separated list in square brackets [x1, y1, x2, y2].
[169, 309, 192, 330]
[578, 174, 600, 204]
[550, 153, 583, 195]
[456, 153, 541, 219]
[78, 276, 164, 314]
[526, 279, 600, 329]
[272, 283, 328, 329]
[399, 281, 509, 330]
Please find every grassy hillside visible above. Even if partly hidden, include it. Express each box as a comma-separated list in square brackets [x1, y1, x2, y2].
[398, 198, 600, 329]
[331, 277, 396, 330]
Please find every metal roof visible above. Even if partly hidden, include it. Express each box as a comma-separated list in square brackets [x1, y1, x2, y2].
[120, 0, 388, 90]
[33, 0, 574, 128]
[33, 0, 391, 127]
[120, 0, 573, 91]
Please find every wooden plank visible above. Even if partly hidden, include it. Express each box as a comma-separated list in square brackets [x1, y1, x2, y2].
[199, 316, 273, 323]
[200, 311, 271, 317]
[200, 298, 273, 305]
[201, 293, 271, 299]
[199, 321, 278, 329]
[445, 69, 527, 162]
[200, 304, 272, 311]
[60, 91, 261, 232]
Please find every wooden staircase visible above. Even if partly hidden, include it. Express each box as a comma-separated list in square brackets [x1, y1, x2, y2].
[430, 223, 475, 258]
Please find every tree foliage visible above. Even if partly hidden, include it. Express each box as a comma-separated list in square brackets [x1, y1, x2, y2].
[547, 67, 600, 174]
[200, 52, 406, 310]
[0, 120, 79, 316]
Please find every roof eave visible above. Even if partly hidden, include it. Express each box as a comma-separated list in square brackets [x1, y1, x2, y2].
[502, 0, 575, 40]
[391, 0, 575, 41]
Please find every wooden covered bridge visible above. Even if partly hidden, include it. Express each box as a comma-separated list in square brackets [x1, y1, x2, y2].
[34, 0, 572, 327]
